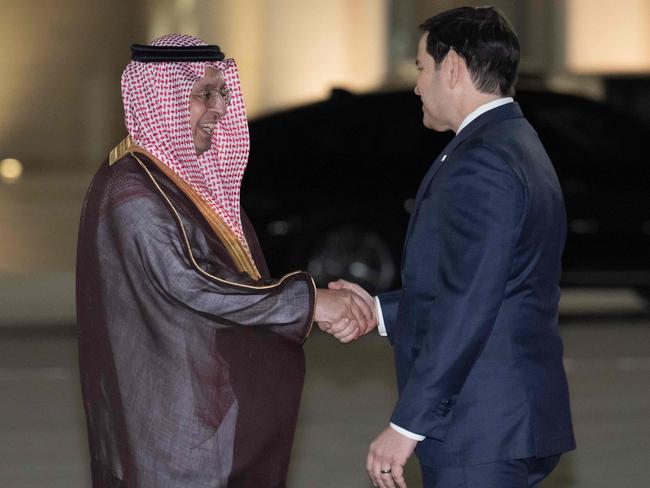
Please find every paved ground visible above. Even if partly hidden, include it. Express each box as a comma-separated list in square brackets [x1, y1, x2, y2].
[0, 297, 648, 487]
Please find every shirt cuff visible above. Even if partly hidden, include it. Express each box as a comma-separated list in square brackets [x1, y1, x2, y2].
[374, 296, 387, 337]
[389, 423, 425, 441]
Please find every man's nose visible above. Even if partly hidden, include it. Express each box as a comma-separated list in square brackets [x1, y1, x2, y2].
[414, 84, 420, 96]
[210, 98, 228, 116]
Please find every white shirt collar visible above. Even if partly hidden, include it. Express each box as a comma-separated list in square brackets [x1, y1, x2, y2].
[456, 97, 514, 134]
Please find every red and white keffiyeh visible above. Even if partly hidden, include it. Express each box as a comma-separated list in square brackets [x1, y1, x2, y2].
[121, 34, 250, 246]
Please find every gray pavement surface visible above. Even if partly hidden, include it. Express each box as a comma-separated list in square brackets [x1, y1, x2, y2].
[1, 309, 649, 487]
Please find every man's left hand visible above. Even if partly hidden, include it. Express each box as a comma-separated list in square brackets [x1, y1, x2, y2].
[366, 427, 417, 488]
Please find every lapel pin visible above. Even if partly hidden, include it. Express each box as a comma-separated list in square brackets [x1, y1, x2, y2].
[441, 154, 447, 162]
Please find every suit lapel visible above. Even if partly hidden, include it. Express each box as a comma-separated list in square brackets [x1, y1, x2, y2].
[401, 102, 524, 268]
[401, 151, 447, 264]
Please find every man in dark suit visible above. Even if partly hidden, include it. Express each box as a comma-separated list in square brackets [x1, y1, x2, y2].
[332, 6, 575, 488]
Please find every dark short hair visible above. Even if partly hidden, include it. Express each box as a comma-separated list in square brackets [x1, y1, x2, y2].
[420, 6, 520, 96]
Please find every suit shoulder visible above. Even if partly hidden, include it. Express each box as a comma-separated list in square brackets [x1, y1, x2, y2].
[452, 140, 520, 181]
[456, 124, 535, 186]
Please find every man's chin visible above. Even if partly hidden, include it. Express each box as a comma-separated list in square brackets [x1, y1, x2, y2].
[194, 139, 212, 156]
[422, 116, 447, 133]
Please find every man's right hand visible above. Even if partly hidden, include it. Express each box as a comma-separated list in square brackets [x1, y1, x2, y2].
[314, 288, 376, 343]
[328, 279, 378, 335]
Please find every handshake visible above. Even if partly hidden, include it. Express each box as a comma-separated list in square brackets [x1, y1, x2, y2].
[314, 280, 378, 343]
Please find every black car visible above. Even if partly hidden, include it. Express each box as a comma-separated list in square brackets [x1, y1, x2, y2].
[242, 89, 650, 299]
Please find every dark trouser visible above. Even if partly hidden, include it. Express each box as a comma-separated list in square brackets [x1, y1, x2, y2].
[420, 455, 561, 488]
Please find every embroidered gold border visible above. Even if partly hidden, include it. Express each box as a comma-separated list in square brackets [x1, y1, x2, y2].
[139, 153, 317, 338]
[136, 153, 317, 339]
[110, 136, 260, 280]
[138, 153, 261, 280]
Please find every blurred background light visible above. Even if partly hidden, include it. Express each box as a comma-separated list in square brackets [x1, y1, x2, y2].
[566, 0, 650, 73]
[0, 158, 23, 184]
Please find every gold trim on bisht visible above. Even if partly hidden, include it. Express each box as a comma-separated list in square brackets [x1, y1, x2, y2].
[108, 136, 135, 166]
[108, 136, 261, 280]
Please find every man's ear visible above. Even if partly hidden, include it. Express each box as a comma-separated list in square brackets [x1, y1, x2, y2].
[445, 50, 464, 90]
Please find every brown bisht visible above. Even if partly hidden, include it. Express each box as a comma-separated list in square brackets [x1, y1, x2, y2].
[76, 144, 315, 488]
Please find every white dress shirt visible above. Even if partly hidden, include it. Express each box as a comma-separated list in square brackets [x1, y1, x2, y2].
[457, 97, 513, 133]
[376, 97, 514, 442]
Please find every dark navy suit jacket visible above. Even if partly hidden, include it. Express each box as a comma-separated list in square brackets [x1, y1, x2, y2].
[379, 102, 575, 467]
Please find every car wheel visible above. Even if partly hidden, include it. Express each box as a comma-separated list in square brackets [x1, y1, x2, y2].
[306, 225, 396, 295]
